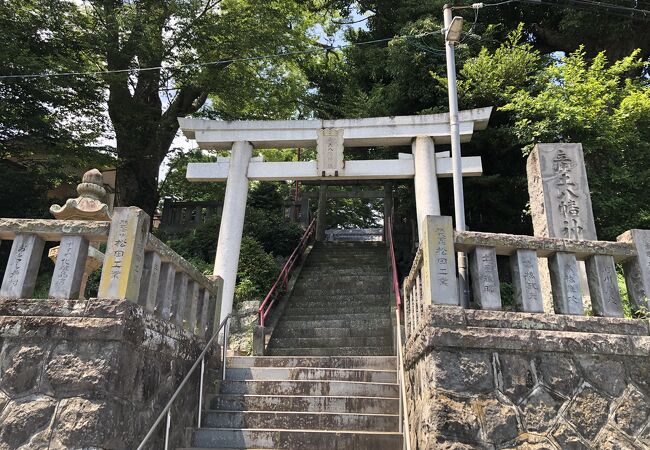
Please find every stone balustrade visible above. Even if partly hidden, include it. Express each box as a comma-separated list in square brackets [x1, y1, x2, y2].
[403, 215, 650, 339]
[0, 206, 222, 340]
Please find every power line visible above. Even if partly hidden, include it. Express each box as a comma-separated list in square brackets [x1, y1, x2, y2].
[0, 31, 442, 81]
[454, 0, 650, 19]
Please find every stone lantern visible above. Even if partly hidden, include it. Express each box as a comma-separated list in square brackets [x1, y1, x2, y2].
[48, 169, 111, 299]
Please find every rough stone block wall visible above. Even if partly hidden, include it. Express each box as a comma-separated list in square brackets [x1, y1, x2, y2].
[0, 298, 213, 450]
[404, 306, 650, 449]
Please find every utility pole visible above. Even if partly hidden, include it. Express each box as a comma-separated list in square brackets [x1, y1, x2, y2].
[443, 4, 470, 308]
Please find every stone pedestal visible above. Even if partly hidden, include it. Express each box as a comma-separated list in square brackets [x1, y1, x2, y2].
[0, 298, 213, 450]
[404, 306, 650, 449]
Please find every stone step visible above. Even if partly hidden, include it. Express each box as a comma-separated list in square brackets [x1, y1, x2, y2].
[189, 427, 402, 449]
[219, 380, 399, 397]
[282, 305, 391, 316]
[288, 293, 388, 303]
[268, 335, 393, 349]
[298, 267, 387, 276]
[271, 326, 392, 339]
[304, 259, 384, 267]
[266, 347, 394, 357]
[209, 394, 399, 414]
[270, 318, 391, 330]
[227, 356, 396, 370]
[225, 367, 397, 383]
[292, 285, 388, 296]
[277, 312, 392, 323]
[296, 274, 388, 284]
[201, 411, 399, 432]
[285, 299, 390, 309]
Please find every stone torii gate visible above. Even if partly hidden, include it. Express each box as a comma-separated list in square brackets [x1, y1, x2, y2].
[179, 107, 492, 322]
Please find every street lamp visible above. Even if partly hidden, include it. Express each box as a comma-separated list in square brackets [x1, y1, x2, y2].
[443, 4, 469, 307]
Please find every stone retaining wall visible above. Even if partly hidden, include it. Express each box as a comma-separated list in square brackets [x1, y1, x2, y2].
[404, 306, 650, 449]
[0, 298, 213, 450]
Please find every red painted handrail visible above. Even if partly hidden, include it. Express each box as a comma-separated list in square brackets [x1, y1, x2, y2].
[386, 216, 402, 309]
[258, 218, 317, 327]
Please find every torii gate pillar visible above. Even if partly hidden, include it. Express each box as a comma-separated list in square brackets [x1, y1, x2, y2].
[413, 136, 441, 239]
[214, 141, 253, 323]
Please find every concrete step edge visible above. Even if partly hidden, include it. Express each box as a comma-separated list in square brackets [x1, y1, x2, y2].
[202, 410, 400, 418]
[191, 427, 402, 435]
[222, 379, 399, 386]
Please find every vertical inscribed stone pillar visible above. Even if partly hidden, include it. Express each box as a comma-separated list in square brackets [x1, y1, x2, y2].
[510, 249, 544, 312]
[548, 252, 584, 315]
[617, 229, 650, 310]
[49, 235, 89, 300]
[412, 137, 441, 241]
[98, 207, 150, 301]
[0, 234, 45, 298]
[214, 141, 253, 323]
[585, 254, 623, 317]
[527, 143, 599, 313]
[421, 216, 458, 305]
[469, 246, 501, 310]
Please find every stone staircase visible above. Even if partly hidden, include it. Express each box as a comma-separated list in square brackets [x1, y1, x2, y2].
[268, 241, 394, 356]
[182, 241, 401, 449]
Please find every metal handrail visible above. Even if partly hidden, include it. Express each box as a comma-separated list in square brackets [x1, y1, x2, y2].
[136, 314, 232, 450]
[258, 218, 316, 327]
[386, 216, 412, 450]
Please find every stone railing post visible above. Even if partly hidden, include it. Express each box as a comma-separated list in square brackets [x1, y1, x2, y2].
[617, 229, 650, 310]
[137, 251, 161, 313]
[509, 249, 544, 312]
[469, 246, 501, 310]
[49, 235, 90, 300]
[98, 207, 150, 301]
[0, 233, 45, 298]
[421, 216, 458, 305]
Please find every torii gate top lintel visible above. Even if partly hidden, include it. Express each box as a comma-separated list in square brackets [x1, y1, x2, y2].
[178, 106, 492, 150]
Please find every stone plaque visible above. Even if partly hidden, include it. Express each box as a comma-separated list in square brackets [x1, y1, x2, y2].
[422, 216, 458, 305]
[617, 229, 650, 310]
[98, 207, 150, 301]
[0, 233, 45, 299]
[49, 235, 89, 300]
[469, 246, 501, 310]
[527, 143, 596, 240]
[510, 249, 544, 312]
[316, 128, 344, 177]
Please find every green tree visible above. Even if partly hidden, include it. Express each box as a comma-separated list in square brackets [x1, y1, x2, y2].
[500, 48, 650, 238]
[0, 0, 110, 217]
[82, 0, 327, 215]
